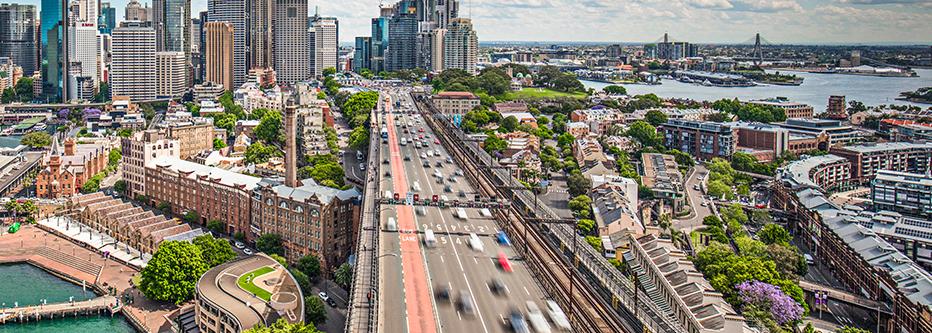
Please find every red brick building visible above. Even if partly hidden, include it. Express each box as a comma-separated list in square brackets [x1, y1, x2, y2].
[36, 137, 110, 198]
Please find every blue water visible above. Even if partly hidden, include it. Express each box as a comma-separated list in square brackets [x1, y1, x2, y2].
[582, 68, 932, 112]
[0, 263, 136, 333]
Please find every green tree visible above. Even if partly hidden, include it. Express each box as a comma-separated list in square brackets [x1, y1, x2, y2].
[242, 318, 322, 333]
[93, 82, 110, 102]
[113, 180, 127, 194]
[585, 235, 602, 250]
[139, 241, 210, 304]
[568, 195, 592, 215]
[603, 85, 627, 95]
[297, 255, 322, 281]
[269, 254, 288, 266]
[322, 67, 337, 76]
[835, 326, 871, 333]
[720, 204, 749, 225]
[305, 296, 327, 324]
[566, 172, 591, 198]
[213, 138, 227, 149]
[501, 115, 519, 132]
[289, 269, 312, 294]
[626, 121, 660, 147]
[703, 215, 724, 228]
[116, 128, 133, 138]
[707, 179, 733, 200]
[183, 211, 200, 224]
[244, 142, 281, 164]
[206, 219, 225, 234]
[483, 135, 507, 155]
[20, 132, 52, 148]
[576, 219, 596, 235]
[255, 110, 283, 144]
[108, 149, 122, 166]
[348, 126, 369, 150]
[644, 110, 669, 127]
[334, 263, 352, 288]
[192, 234, 236, 267]
[256, 233, 285, 256]
[758, 224, 791, 245]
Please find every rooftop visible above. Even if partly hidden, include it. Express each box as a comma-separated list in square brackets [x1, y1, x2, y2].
[148, 157, 262, 191]
[778, 154, 848, 190]
[835, 142, 932, 154]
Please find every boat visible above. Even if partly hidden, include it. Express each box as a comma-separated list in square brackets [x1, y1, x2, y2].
[33, 123, 47, 131]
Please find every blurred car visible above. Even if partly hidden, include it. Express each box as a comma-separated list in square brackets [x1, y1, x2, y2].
[243, 248, 254, 255]
[488, 278, 506, 296]
[497, 231, 512, 246]
[234, 241, 245, 249]
[509, 309, 530, 333]
[498, 252, 513, 272]
[546, 300, 571, 331]
[526, 301, 551, 333]
[458, 290, 475, 317]
[435, 284, 452, 304]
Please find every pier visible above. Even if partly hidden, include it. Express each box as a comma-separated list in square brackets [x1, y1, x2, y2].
[0, 295, 120, 324]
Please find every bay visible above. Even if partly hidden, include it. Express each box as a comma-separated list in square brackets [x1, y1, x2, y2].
[581, 69, 932, 112]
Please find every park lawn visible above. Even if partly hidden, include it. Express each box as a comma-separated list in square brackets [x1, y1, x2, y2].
[690, 229, 711, 253]
[503, 88, 587, 101]
[237, 266, 275, 301]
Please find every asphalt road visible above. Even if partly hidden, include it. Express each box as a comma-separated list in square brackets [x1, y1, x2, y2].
[674, 164, 711, 232]
[377, 89, 551, 333]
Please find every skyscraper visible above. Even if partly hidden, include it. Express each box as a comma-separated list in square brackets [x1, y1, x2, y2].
[273, 0, 308, 83]
[0, 4, 38, 75]
[443, 18, 476, 74]
[67, 22, 98, 100]
[251, 0, 274, 70]
[111, 21, 156, 100]
[369, 7, 390, 73]
[99, 2, 116, 34]
[429, 29, 445, 73]
[386, 1, 417, 72]
[190, 17, 202, 82]
[207, 0, 248, 87]
[40, 0, 68, 101]
[152, 0, 190, 90]
[125, 0, 150, 22]
[74, 0, 97, 23]
[204, 21, 234, 90]
[353, 37, 371, 72]
[309, 15, 338, 78]
[156, 51, 187, 98]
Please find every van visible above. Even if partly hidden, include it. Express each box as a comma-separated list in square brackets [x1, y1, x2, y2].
[386, 217, 397, 231]
[456, 208, 468, 220]
[424, 229, 437, 247]
[468, 233, 483, 252]
[804, 254, 814, 265]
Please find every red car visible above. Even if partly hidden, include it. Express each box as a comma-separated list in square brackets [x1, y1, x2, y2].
[418, 134, 424, 139]
[418, 128, 425, 132]
[434, 139, 440, 144]
[498, 252, 512, 272]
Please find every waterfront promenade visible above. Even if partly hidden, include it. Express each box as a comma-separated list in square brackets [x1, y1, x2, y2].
[0, 224, 176, 332]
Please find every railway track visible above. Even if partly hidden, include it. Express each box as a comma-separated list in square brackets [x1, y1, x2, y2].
[416, 97, 632, 333]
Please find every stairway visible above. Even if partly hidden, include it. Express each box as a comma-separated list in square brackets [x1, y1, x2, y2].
[623, 252, 672, 314]
[34, 247, 102, 278]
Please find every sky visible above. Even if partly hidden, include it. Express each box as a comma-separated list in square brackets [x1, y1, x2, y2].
[17, 0, 932, 44]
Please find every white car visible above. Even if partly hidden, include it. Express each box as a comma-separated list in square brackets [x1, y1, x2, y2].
[243, 248, 254, 255]
[545, 300, 571, 331]
[318, 292, 330, 302]
[234, 241, 245, 249]
[526, 301, 551, 333]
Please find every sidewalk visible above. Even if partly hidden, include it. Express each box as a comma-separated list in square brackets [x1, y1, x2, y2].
[38, 216, 149, 268]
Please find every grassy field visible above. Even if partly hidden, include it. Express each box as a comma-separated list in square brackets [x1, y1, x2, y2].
[237, 266, 275, 301]
[503, 88, 587, 101]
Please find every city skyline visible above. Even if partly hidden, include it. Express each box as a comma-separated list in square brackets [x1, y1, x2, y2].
[11, 0, 932, 43]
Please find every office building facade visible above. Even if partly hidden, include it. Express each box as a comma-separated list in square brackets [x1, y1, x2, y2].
[204, 21, 234, 91]
[872, 170, 932, 219]
[443, 18, 476, 74]
[0, 4, 38, 77]
[250, 0, 274, 70]
[111, 22, 156, 100]
[309, 15, 338, 78]
[273, 0, 309, 83]
[207, 0, 248, 87]
[386, 2, 417, 72]
[125, 0, 149, 21]
[156, 51, 187, 98]
[67, 22, 98, 101]
[353, 37, 371, 72]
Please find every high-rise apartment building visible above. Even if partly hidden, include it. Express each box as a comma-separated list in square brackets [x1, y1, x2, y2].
[124, 0, 149, 21]
[99, 2, 116, 34]
[190, 17, 202, 82]
[204, 21, 234, 90]
[207, 0, 248, 87]
[111, 22, 156, 100]
[67, 22, 98, 101]
[443, 18, 476, 74]
[156, 51, 187, 98]
[429, 29, 445, 72]
[251, 0, 274, 70]
[273, 0, 309, 83]
[0, 4, 38, 75]
[308, 15, 338, 78]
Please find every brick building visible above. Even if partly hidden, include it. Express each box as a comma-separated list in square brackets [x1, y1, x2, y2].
[121, 130, 181, 198]
[431, 91, 480, 115]
[658, 119, 737, 161]
[829, 142, 932, 183]
[36, 137, 111, 198]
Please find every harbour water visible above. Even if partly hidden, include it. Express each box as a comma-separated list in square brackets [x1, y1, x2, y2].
[582, 69, 932, 112]
[0, 263, 136, 333]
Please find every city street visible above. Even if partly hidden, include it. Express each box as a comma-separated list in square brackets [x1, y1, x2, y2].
[674, 164, 711, 232]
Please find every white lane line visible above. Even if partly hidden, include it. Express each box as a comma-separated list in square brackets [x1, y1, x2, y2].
[440, 255, 444, 263]
[524, 286, 530, 296]
[473, 257, 478, 265]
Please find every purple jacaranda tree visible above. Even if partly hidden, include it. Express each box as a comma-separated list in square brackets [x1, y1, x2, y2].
[57, 108, 70, 119]
[736, 280, 804, 325]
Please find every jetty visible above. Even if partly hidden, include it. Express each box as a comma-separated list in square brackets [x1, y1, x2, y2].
[0, 295, 120, 324]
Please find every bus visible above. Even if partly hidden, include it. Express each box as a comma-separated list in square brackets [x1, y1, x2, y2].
[380, 126, 388, 138]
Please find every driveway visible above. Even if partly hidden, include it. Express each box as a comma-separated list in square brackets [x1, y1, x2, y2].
[673, 164, 711, 232]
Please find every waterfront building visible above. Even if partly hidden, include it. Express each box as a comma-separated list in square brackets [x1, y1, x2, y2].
[36, 137, 110, 199]
[659, 119, 737, 161]
[121, 130, 181, 198]
[156, 51, 187, 98]
[273, 0, 309, 84]
[625, 234, 752, 333]
[124, 0, 149, 21]
[773, 118, 861, 146]
[0, 3, 38, 75]
[111, 21, 156, 101]
[871, 170, 932, 219]
[641, 153, 685, 211]
[443, 18, 477, 75]
[747, 98, 814, 119]
[207, 0, 248, 87]
[829, 142, 932, 183]
[204, 21, 234, 91]
[309, 15, 338, 78]
[195, 254, 304, 333]
[431, 91, 479, 116]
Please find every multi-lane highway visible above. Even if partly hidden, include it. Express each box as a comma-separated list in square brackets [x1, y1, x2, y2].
[376, 88, 552, 333]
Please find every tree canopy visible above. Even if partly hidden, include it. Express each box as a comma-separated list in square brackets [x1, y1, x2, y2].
[192, 234, 236, 267]
[242, 318, 322, 333]
[139, 241, 210, 304]
[256, 233, 285, 256]
[21, 132, 52, 148]
[603, 85, 627, 95]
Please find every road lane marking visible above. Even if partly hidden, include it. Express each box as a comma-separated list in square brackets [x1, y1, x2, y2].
[524, 286, 530, 296]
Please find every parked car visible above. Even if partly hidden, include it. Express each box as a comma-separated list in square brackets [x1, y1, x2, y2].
[243, 248, 254, 255]
[234, 241, 245, 249]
